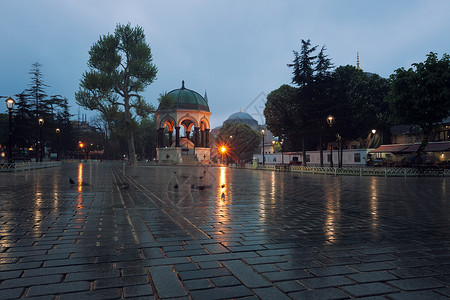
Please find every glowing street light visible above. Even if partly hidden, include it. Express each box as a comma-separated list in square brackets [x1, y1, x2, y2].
[5, 97, 15, 163]
[327, 115, 334, 168]
[261, 129, 265, 165]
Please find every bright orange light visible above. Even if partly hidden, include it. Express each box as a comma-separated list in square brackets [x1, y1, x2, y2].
[220, 146, 227, 153]
[79, 143, 84, 148]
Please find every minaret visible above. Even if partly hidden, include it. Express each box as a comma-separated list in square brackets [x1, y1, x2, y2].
[204, 90, 208, 102]
[356, 52, 362, 70]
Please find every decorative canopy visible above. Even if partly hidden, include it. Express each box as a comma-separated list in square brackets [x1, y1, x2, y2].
[158, 80, 209, 112]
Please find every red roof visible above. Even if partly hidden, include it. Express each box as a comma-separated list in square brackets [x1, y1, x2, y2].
[400, 142, 450, 153]
[370, 144, 411, 153]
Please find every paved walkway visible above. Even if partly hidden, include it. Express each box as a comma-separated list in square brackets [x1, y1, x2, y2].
[0, 161, 449, 299]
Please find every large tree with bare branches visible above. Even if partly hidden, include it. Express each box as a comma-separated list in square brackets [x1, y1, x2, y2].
[76, 23, 157, 165]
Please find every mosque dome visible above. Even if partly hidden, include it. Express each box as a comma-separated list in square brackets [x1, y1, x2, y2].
[223, 111, 258, 128]
[158, 81, 209, 112]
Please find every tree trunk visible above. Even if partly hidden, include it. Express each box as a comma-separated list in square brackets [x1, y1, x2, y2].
[319, 135, 323, 167]
[302, 137, 307, 166]
[414, 126, 433, 166]
[125, 100, 138, 166]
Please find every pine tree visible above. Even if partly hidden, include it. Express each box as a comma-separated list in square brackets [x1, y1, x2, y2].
[288, 39, 318, 87]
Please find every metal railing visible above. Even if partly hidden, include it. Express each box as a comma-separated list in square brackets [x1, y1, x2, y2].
[0, 161, 62, 172]
[240, 164, 450, 177]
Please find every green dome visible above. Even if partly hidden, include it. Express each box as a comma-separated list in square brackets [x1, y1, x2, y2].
[158, 81, 209, 112]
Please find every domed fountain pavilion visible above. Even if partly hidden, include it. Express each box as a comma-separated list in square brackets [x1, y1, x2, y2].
[155, 81, 211, 164]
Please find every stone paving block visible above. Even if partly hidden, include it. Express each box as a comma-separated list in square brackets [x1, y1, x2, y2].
[350, 261, 396, 272]
[65, 269, 120, 282]
[190, 251, 259, 262]
[189, 285, 253, 299]
[178, 268, 231, 281]
[211, 275, 241, 287]
[0, 261, 42, 272]
[263, 270, 313, 281]
[0, 274, 62, 289]
[387, 278, 444, 291]
[0, 287, 24, 299]
[251, 263, 279, 273]
[307, 266, 357, 276]
[149, 265, 187, 298]
[202, 243, 230, 254]
[0, 270, 22, 280]
[58, 288, 121, 300]
[197, 261, 222, 269]
[289, 287, 349, 300]
[183, 278, 214, 290]
[340, 282, 399, 297]
[222, 260, 272, 288]
[300, 275, 354, 288]
[346, 270, 398, 283]
[253, 286, 291, 300]
[389, 267, 438, 279]
[27, 281, 89, 297]
[387, 290, 449, 300]
[173, 263, 200, 272]
[123, 284, 153, 297]
[274, 280, 307, 293]
[94, 275, 149, 289]
[243, 256, 288, 265]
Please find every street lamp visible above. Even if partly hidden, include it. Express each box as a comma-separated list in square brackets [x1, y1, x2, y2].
[327, 115, 334, 167]
[261, 129, 265, 165]
[280, 139, 284, 164]
[79, 141, 84, 161]
[38, 118, 44, 162]
[371, 129, 376, 135]
[56, 128, 60, 161]
[5, 97, 15, 163]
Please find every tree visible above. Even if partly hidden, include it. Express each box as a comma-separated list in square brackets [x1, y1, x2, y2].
[288, 39, 318, 87]
[76, 23, 157, 165]
[388, 52, 450, 160]
[264, 84, 301, 150]
[332, 65, 391, 141]
[217, 122, 260, 162]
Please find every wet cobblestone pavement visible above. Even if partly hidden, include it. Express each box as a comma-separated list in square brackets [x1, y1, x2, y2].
[0, 161, 449, 299]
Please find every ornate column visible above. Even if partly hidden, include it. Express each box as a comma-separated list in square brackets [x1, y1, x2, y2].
[200, 129, 205, 147]
[168, 131, 173, 147]
[194, 127, 200, 146]
[175, 126, 180, 147]
[205, 129, 210, 148]
[157, 128, 163, 147]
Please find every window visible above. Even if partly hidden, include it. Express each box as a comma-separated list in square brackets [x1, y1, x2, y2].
[273, 157, 277, 162]
[327, 154, 331, 162]
[306, 155, 310, 162]
[354, 153, 361, 163]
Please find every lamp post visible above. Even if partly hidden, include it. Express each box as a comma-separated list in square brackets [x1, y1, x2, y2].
[38, 118, 44, 162]
[280, 139, 284, 164]
[56, 128, 60, 161]
[5, 97, 15, 163]
[327, 115, 334, 168]
[261, 129, 265, 165]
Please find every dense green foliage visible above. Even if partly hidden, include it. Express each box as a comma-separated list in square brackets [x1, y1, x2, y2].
[1, 63, 74, 161]
[217, 122, 260, 162]
[76, 23, 157, 165]
[265, 39, 392, 165]
[388, 52, 450, 159]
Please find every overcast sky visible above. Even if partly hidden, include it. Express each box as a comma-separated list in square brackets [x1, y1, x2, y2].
[2, 0, 450, 128]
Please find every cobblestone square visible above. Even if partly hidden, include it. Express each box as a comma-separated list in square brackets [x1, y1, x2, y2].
[0, 162, 449, 299]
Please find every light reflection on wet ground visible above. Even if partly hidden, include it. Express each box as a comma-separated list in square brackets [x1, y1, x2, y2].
[0, 161, 449, 298]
